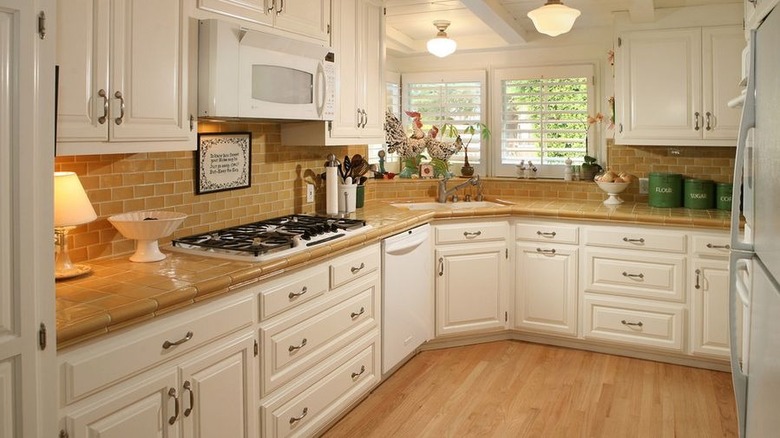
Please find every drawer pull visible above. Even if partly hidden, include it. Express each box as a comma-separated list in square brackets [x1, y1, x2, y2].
[536, 231, 557, 238]
[695, 268, 701, 290]
[289, 407, 309, 425]
[350, 307, 366, 319]
[162, 331, 193, 349]
[622, 237, 645, 244]
[288, 286, 308, 299]
[621, 319, 644, 328]
[351, 365, 366, 379]
[622, 271, 645, 280]
[706, 243, 731, 249]
[288, 338, 308, 353]
[168, 388, 180, 425]
[536, 248, 556, 255]
[350, 263, 365, 274]
[183, 381, 194, 417]
[463, 231, 482, 238]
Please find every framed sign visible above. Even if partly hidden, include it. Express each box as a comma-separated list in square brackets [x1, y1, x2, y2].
[196, 132, 252, 194]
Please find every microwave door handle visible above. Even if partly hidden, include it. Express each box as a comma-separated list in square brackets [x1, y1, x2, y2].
[315, 62, 326, 119]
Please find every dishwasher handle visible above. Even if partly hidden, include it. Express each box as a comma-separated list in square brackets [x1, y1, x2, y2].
[384, 229, 430, 255]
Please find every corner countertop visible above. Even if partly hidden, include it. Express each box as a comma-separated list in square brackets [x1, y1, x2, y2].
[55, 198, 731, 349]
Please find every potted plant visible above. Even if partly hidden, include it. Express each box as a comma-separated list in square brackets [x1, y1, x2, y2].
[581, 155, 603, 181]
[441, 122, 491, 177]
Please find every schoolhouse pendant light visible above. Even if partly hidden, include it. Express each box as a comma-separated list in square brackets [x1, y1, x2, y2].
[527, 0, 581, 37]
[427, 20, 457, 58]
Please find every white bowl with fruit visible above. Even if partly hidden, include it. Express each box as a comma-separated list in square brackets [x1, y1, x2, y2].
[594, 171, 634, 205]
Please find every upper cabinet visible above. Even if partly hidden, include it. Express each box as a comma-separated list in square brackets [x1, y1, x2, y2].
[281, 0, 385, 146]
[615, 26, 744, 146]
[56, 0, 196, 156]
[197, 0, 330, 42]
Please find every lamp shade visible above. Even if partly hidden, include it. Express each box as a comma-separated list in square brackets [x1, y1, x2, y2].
[427, 20, 457, 58]
[527, 0, 581, 37]
[54, 171, 97, 227]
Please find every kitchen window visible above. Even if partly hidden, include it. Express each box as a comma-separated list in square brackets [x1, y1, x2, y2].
[368, 75, 402, 167]
[402, 70, 486, 174]
[492, 65, 595, 178]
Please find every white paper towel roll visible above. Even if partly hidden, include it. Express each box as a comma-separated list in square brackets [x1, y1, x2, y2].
[326, 166, 339, 215]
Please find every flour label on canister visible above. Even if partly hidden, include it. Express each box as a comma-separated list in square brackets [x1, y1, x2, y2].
[655, 187, 673, 193]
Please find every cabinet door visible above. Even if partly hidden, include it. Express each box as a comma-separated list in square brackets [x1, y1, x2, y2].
[702, 26, 744, 141]
[690, 258, 730, 358]
[65, 371, 179, 438]
[515, 243, 578, 337]
[616, 28, 702, 143]
[274, 0, 330, 42]
[435, 242, 507, 336]
[356, 0, 385, 141]
[329, 0, 360, 139]
[197, 0, 273, 27]
[56, 0, 110, 142]
[179, 332, 256, 438]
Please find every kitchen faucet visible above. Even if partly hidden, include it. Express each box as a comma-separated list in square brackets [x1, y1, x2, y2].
[437, 174, 481, 203]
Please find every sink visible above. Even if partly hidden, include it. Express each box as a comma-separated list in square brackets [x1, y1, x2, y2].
[391, 201, 506, 210]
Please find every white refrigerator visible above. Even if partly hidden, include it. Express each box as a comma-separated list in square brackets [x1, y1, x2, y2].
[730, 6, 780, 437]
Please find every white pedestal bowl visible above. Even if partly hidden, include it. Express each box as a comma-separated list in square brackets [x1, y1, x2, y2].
[108, 211, 187, 262]
[595, 181, 630, 205]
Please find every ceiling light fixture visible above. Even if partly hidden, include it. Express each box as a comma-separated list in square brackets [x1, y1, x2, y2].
[427, 20, 457, 58]
[527, 0, 581, 37]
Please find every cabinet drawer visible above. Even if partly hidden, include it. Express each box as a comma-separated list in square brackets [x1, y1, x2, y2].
[60, 294, 253, 404]
[435, 221, 509, 245]
[259, 264, 329, 321]
[585, 227, 686, 253]
[261, 278, 378, 395]
[330, 244, 380, 290]
[263, 333, 379, 438]
[583, 296, 684, 352]
[515, 222, 578, 244]
[585, 250, 685, 302]
[691, 233, 731, 258]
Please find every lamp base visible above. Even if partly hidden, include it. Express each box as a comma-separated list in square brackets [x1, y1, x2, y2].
[55, 264, 92, 280]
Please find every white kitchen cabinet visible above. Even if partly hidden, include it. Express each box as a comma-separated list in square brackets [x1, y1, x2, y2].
[197, 0, 330, 42]
[281, 0, 385, 145]
[56, 0, 196, 155]
[514, 221, 579, 337]
[615, 26, 743, 146]
[434, 221, 509, 336]
[689, 232, 731, 359]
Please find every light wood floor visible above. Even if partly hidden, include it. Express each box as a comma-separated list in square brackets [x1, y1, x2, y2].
[323, 341, 737, 438]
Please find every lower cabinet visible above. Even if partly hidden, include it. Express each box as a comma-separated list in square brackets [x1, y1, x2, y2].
[689, 232, 731, 359]
[434, 220, 509, 336]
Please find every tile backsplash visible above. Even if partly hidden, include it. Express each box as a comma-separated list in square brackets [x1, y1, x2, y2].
[56, 127, 735, 263]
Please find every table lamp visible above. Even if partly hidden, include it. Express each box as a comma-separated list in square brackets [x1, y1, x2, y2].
[54, 171, 97, 279]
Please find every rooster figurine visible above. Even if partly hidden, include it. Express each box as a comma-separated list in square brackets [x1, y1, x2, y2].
[383, 111, 427, 159]
[425, 125, 463, 161]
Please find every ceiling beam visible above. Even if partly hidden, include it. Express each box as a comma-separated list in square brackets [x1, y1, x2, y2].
[629, 0, 655, 23]
[385, 25, 419, 53]
[460, 0, 527, 44]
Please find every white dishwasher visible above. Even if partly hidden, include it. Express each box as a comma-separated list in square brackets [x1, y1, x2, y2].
[382, 223, 434, 375]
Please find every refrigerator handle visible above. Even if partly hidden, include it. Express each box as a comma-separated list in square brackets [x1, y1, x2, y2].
[731, 30, 757, 252]
[729, 253, 751, 438]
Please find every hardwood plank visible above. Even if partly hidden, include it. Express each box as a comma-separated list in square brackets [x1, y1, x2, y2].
[323, 341, 737, 437]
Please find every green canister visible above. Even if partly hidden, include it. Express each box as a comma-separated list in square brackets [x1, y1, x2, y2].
[684, 179, 715, 209]
[716, 183, 733, 210]
[648, 172, 683, 207]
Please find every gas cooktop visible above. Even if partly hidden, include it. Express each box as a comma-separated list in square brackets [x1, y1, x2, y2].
[167, 214, 370, 262]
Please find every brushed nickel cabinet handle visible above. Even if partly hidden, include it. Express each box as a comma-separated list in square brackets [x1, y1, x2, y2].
[267, 0, 275, 13]
[705, 111, 713, 131]
[97, 89, 108, 124]
[694, 111, 700, 131]
[162, 331, 193, 349]
[706, 243, 730, 249]
[168, 388, 180, 425]
[621, 319, 644, 328]
[438, 257, 444, 276]
[288, 286, 308, 299]
[289, 407, 308, 425]
[351, 365, 366, 379]
[183, 381, 194, 417]
[276, 0, 284, 14]
[622, 237, 645, 244]
[622, 271, 645, 280]
[695, 268, 701, 290]
[114, 90, 125, 125]
[350, 306, 365, 319]
[536, 248, 556, 255]
[351, 263, 365, 274]
[463, 231, 482, 238]
[536, 231, 557, 238]
[288, 338, 307, 353]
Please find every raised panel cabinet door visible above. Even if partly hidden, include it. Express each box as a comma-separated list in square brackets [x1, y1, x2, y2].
[701, 26, 744, 141]
[179, 331, 256, 438]
[356, 0, 385, 141]
[274, 0, 330, 41]
[617, 28, 702, 142]
[65, 371, 179, 438]
[514, 243, 578, 337]
[435, 243, 507, 336]
[329, 0, 360, 139]
[197, 0, 273, 27]
[109, 0, 192, 142]
[690, 259, 731, 358]
[56, 0, 110, 142]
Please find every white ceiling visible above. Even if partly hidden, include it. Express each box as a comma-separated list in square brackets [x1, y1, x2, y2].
[385, 0, 741, 56]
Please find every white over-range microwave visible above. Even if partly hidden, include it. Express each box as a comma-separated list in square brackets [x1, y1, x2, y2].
[198, 19, 335, 121]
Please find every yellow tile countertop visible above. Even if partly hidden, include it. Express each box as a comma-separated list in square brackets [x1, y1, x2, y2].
[55, 198, 732, 349]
